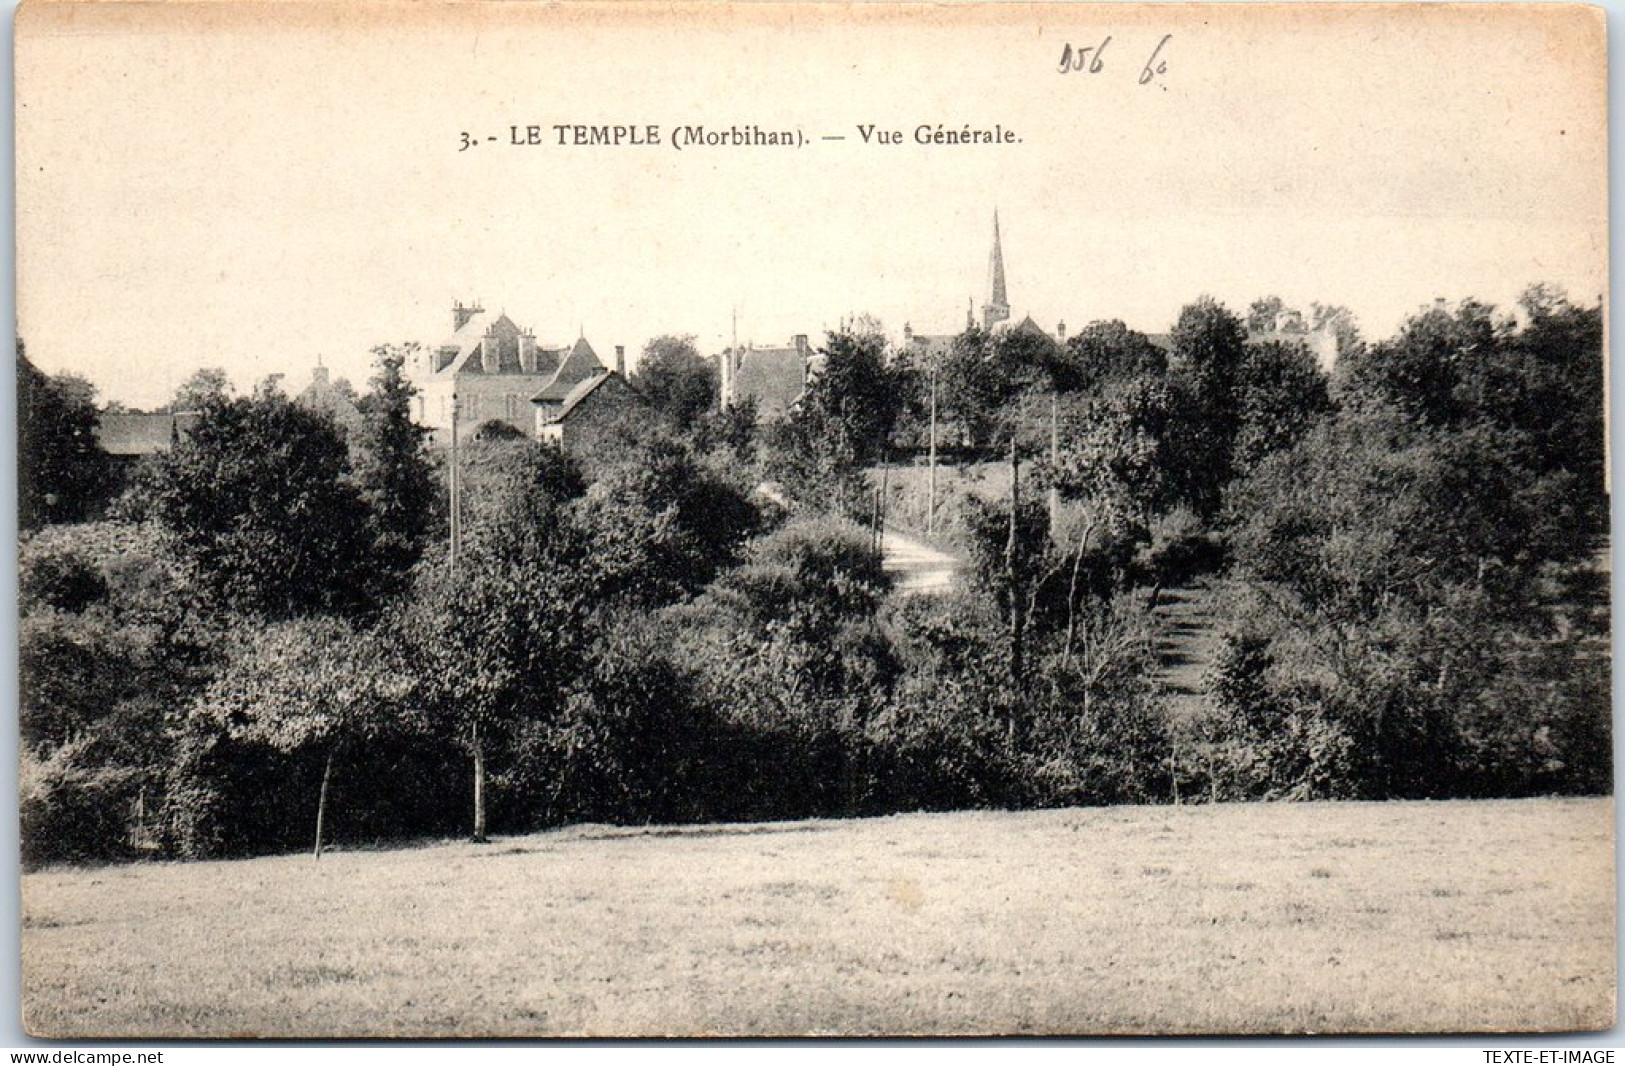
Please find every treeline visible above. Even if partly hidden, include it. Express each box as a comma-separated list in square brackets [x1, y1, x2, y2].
[19, 338, 1161, 865]
[18, 286, 1609, 865]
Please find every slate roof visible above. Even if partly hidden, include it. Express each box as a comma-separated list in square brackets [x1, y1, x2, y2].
[904, 332, 957, 362]
[432, 310, 494, 374]
[731, 344, 809, 417]
[534, 369, 621, 424]
[530, 337, 607, 402]
[95, 412, 201, 456]
[1005, 314, 1057, 346]
[429, 312, 567, 378]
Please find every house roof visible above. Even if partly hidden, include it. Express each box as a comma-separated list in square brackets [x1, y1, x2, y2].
[905, 332, 957, 361]
[430, 312, 567, 378]
[531, 337, 606, 401]
[432, 311, 494, 374]
[95, 412, 201, 456]
[533, 369, 626, 424]
[731, 344, 807, 417]
[1011, 314, 1051, 340]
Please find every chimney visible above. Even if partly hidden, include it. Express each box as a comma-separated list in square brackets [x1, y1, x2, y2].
[1056, 320, 1067, 345]
[519, 329, 536, 373]
[615, 345, 626, 376]
[454, 300, 483, 331]
[794, 333, 809, 356]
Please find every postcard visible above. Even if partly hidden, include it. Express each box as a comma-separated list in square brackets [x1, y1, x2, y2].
[15, 1, 1612, 1037]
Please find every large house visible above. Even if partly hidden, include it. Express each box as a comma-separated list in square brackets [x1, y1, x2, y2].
[409, 302, 623, 442]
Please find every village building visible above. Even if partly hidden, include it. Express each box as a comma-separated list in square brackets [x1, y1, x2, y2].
[408, 301, 617, 442]
[716, 333, 818, 419]
[294, 360, 364, 440]
[1146, 307, 1338, 371]
[532, 370, 648, 451]
[1243, 308, 1339, 373]
[94, 410, 201, 464]
[93, 358, 358, 465]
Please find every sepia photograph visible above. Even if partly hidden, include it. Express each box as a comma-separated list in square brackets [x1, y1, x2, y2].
[12, 0, 1614, 1038]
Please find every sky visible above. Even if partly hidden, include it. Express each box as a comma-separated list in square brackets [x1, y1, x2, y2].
[14, 3, 1607, 410]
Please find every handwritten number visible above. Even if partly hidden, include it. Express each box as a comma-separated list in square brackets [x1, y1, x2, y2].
[1058, 37, 1110, 75]
[1139, 34, 1172, 86]
[459, 132, 473, 152]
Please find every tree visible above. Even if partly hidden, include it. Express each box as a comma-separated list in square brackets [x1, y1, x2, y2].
[937, 325, 1058, 453]
[1495, 287, 1604, 508]
[689, 394, 760, 462]
[1171, 295, 1247, 393]
[49, 372, 99, 411]
[1057, 320, 1167, 395]
[19, 521, 220, 863]
[1048, 377, 1181, 527]
[573, 429, 761, 605]
[195, 617, 414, 857]
[19, 343, 114, 527]
[1339, 298, 1500, 427]
[764, 324, 905, 513]
[355, 346, 440, 591]
[807, 325, 907, 466]
[676, 516, 896, 818]
[937, 326, 1006, 449]
[633, 334, 717, 430]
[170, 367, 233, 412]
[475, 419, 525, 441]
[403, 441, 595, 842]
[135, 392, 378, 618]
[1231, 340, 1334, 474]
[1167, 296, 1249, 518]
[1211, 402, 1609, 799]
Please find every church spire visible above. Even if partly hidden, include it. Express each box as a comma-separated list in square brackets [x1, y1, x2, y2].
[982, 209, 1010, 330]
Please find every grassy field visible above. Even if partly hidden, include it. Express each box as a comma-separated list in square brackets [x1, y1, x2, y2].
[22, 797, 1614, 1037]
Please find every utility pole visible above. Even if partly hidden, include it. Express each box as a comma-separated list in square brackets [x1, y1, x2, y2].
[449, 393, 462, 572]
[448, 393, 485, 844]
[724, 306, 738, 412]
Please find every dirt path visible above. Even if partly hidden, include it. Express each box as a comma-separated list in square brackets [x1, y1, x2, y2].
[880, 528, 961, 594]
[1151, 581, 1222, 719]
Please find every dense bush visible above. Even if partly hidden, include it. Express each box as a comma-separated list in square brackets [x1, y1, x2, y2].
[1203, 369, 1609, 800]
[22, 742, 145, 867]
[19, 522, 219, 865]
